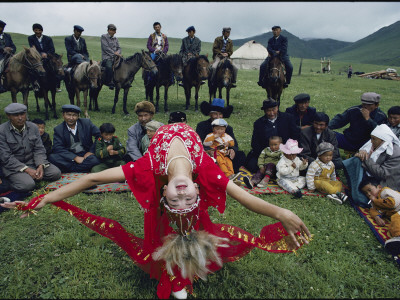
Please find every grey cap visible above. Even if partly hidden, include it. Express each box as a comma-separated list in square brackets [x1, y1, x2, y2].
[62, 104, 81, 113]
[222, 27, 231, 32]
[107, 24, 117, 30]
[145, 120, 163, 131]
[316, 142, 335, 156]
[361, 92, 381, 104]
[4, 103, 27, 114]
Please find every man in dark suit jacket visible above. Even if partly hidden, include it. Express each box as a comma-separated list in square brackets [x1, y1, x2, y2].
[179, 26, 201, 65]
[285, 93, 317, 129]
[245, 98, 300, 173]
[258, 25, 293, 88]
[0, 20, 16, 93]
[49, 105, 101, 173]
[65, 25, 90, 66]
[28, 23, 55, 58]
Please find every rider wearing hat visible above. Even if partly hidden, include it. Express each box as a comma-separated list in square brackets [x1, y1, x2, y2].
[258, 25, 293, 89]
[0, 20, 16, 93]
[179, 25, 201, 66]
[65, 25, 90, 66]
[101, 24, 122, 90]
[210, 27, 238, 88]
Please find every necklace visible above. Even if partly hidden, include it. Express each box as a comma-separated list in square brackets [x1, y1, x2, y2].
[165, 155, 193, 175]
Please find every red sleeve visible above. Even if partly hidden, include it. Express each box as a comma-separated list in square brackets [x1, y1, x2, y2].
[121, 155, 157, 210]
[195, 154, 229, 214]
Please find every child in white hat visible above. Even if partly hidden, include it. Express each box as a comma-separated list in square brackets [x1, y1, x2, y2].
[276, 139, 308, 198]
[203, 119, 236, 179]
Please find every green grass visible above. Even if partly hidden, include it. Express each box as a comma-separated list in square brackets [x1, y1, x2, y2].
[1, 35, 399, 299]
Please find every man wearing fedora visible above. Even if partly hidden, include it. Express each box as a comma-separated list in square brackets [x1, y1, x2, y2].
[328, 92, 387, 152]
[101, 24, 122, 90]
[0, 103, 61, 192]
[258, 25, 293, 89]
[196, 98, 246, 173]
[210, 27, 238, 88]
[246, 98, 300, 173]
[0, 20, 16, 93]
[65, 25, 90, 67]
[49, 105, 101, 173]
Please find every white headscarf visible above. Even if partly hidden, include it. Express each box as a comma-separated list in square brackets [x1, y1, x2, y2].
[359, 124, 400, 162]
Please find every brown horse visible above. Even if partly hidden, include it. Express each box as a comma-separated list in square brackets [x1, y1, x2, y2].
[65, 60, 101, 118]
[261, 55, 285, 107]
[34, 53, 64, 120]
[208, 58, 234, 106]
[143, 53, 183, 113]
[4, 46, 45, 107]
[182, 55, 209, 111]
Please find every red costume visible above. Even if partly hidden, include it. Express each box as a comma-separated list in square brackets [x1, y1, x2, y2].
[20, 124, 305, 299]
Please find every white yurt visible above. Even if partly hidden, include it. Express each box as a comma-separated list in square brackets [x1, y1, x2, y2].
[231, 40, 269, 70]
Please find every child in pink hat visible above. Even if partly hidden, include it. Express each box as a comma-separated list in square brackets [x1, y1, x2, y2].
[276, 139, 308, 198]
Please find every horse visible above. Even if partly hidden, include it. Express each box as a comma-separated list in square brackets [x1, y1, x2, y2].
[64, 60, 101, 118]
[143, 53, 183, 113]
[261, 55, 285, 107]
[208, 58, 234, 106]
[182, 55, 209, 111]
[33, 53, 64, 120]
[4, 46, 45, 108]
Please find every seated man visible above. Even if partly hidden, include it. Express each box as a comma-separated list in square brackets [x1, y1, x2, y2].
[147, 22, 169, 61]
[49, 105, 101, 173]
[179, 26, 201, 66]
[196, 98, 246, 174]
[0, 103, 61, 193]
[285, 93, 317, 129]
[246, 98, 300, 173]
[101, 24, 122, 90]
[0, 20, 16, 93]
[65, 25, 90, 67]
[126, 101, 163, 162]
[258, 25, 293, 88]
[328, 92, 387, 152]
[386, 106, 400, 140]
[299, 112, 343, 170]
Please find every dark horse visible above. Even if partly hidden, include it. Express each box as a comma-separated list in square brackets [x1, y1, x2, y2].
[208, 58, 234, 106]
[34, 53, 65, 120]
[143, 53, 183, 113]
[182, 55, 209, 111]
[261, 55, 285, 107]
[4, 46, 45, 108]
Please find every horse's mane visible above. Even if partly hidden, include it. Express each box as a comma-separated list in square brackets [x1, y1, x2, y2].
[220, 58, 233, 71]
[167, 54, 183, 66]
[124, 52, 141, 64]
[74, 61, 100, 81]
[188, 55, 209, 77]
[9, 47, 42, 72]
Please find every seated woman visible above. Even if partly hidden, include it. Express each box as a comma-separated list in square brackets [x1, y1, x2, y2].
[2, 123, 311, 299]
[343, 124, 400, 207]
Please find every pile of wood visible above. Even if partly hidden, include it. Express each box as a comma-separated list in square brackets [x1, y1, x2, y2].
[358, 69, 400, 80]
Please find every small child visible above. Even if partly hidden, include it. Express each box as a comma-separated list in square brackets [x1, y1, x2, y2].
[306, 142, 348, 204]
[387, 106, 400, 140]
[251, 136, 282, 188]
[203, 118, 235, 179]
[31, 118, 52, 157]
[359, 177, 400, 257]
[141, 120, 163, 154]
[276, 139, 308, 198]
[91, 123, 126, 173]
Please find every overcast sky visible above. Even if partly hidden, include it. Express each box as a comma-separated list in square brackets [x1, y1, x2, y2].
[1, 2, 400, 43]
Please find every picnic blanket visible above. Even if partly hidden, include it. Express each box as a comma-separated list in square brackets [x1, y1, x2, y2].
[45, 173, 130, 194]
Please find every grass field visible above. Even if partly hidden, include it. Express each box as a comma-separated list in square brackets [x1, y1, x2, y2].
[0, 34, 399, 299]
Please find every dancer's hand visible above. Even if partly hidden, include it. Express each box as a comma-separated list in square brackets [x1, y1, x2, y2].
[0, 198, 46, 218]
[278, 208, 312, 248]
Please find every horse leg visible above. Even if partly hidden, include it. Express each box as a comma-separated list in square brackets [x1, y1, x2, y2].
[194, 85, 200, 111]
[226, 88, 230, 107]
[112, 87, 120, 114]
[23, 90, 29, 110]
[35, 93, 40, 112]
[155, 85, 160, 113]
[42, 91, 50, 121]
[164, 86, 169, 113]
[83, 90, 89, 118]
[51, 89, 58, 119]
[218, 87, 223, 99]
[184, 86, 191, 110]
[122, 87, 130, 115]
[75, 88, 81, 107]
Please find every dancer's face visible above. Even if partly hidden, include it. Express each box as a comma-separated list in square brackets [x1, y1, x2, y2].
[164, 176, 199, 209]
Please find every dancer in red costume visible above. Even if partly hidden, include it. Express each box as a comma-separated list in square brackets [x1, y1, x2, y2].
[2, 123, 311, 299]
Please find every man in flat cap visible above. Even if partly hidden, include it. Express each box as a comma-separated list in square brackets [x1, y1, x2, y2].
[101, 24, 122, 90]
[329, 92, 388, 152]
[245, 98, 300, 173]
[179, 26, 201, 66]
[0, 103, 61, 192]
[285, 93, 317, 129]
[49, 105, 101, 173]
[258, 25, 293, 89]
[210, 27, 238, 88]
[65, 25, 90, 67]
[126, 101, 163, 162]
[0, 20, 16, 93]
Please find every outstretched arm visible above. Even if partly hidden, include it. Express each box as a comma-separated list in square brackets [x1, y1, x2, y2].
[226, 180, 311, 247]
[1, 167, 126, 216]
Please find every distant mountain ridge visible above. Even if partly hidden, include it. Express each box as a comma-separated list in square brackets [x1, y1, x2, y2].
[232, 20, 400, 66]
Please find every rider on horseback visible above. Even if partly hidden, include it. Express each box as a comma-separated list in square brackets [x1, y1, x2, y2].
[101, 24, 122, 90]
[0, 20, 16, 93]
[258, 25, 293, 89]
[210, 27, 237, 88]
[64, 25, 90, 80]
